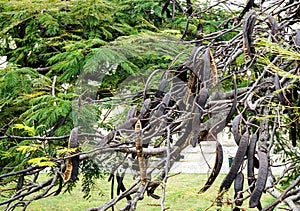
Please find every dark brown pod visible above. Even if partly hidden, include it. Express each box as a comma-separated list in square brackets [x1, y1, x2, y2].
[198, 87, 209, 110]
[234, 172, 244, 209]
[190, 112, 201, 147]
[232, 115, 242, 145]
[155, 79, 167, 98]
[242, 10, 256, 58]
[139, 98, 151, 119]
[247, 133, 258, 188]
[238, 0, 254, 20]
[65, 127, 80, 182]
[249, 150, 268, 208]
[220, 131, 249, 191]
[127, 105, 137, 120]
[199, 141, 223, 193]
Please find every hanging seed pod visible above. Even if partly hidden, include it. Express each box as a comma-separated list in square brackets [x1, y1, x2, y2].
[249, 150, 268, 208]
[220, 131, 249, 191]
[189, 88, 208, 147]
[233, 171, 244, 211]
[199, 141, 223, 193]
[64, 127, 80, 182]
[238, 0, 255, 20]
[209, 50, 218, 86]
[247, 133, 258, 188]
[154, 93, 171, 118]
[135, 120, 147, 185]
[155, 79, 168, 98]
[139, 98, 151, 120]
[232, 115, 242, 145]
[243, 10, 256, 59]
[198, 87, 209, 110]
[127, 105, 137, 120]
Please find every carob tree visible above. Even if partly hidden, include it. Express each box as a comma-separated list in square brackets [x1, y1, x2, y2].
[1, 0, 300, 210]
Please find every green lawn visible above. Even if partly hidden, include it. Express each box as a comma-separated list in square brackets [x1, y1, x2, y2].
[1, 173, 279, 211]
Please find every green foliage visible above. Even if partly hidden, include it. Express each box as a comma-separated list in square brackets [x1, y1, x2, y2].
[81, 159, 107, 200]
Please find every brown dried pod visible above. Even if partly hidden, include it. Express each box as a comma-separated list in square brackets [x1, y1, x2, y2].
[233, 171, 244, 210]
[155, 79, 167, 98]
[247, 133, 258, 188]
[220, 131, 249, 191]
[209, 50, 218, 86]
[64, 127, 79, 182]
[232, 115, 242, 146]
[243, 10, 256, 59]
[238, 0, 255, 20]
[127, 105, 137, 120]
[199, 141, 223, 193]
[249, 150, 268, 208]
[135, 120, 147, 185]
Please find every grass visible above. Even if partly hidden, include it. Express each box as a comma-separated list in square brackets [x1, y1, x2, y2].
[1, 173, 279, 211]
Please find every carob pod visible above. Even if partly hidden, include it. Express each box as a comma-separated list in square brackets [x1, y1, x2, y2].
[220, 131, 249, 191]
[238, 0, 254, 20]
[242, 10, 256, 58]
[101, 117, 138, 146]
[135, 120, 147, 185]
[246, 133, 262, 209]
[247, 133, 258, 188]
[127, 105, 137, 120]
[186, 0, 193, 16]
[155, 79, 167, 99]
[64, 127, 80, 182]
[232, 115, 242, 145]
[69, 127, 80, 182]
[189, 88, 208, 147]
[190, 111, 201, 147]
[139, 98, 151, 118]
[143, 93, 171, 146]
[233, 172, 244, 211]
[154, 93, 171, 118]
[116, 118, 138, 131]
[199, 141, 223, 193]
[249, 149, 268, 208]
[209, 50, 218, 86]
[184, 73, 197, 105]
[225, 86, 237, 126]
